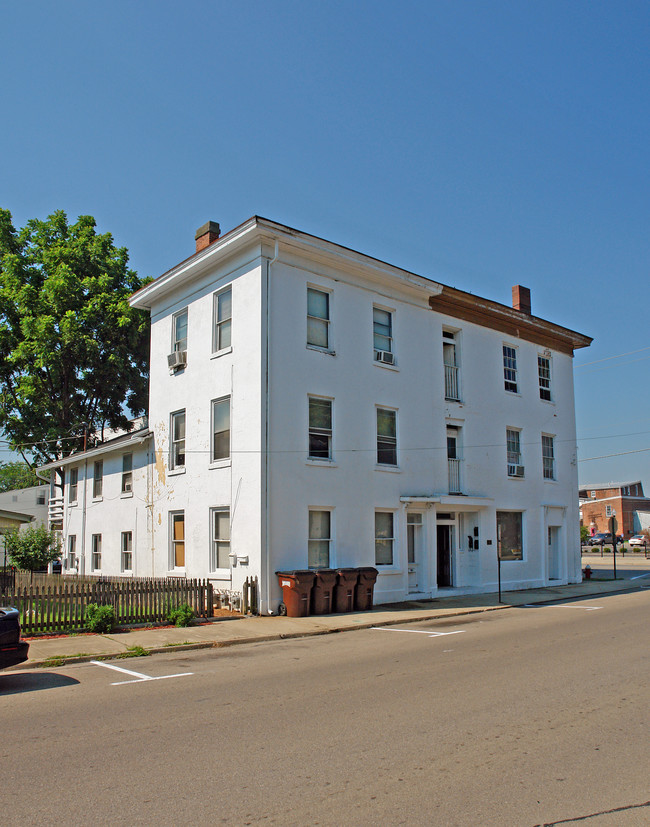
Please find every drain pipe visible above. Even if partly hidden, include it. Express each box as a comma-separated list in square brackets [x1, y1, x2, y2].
[264, 240, 279, 614]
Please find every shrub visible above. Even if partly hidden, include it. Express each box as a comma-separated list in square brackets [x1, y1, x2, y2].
[85, 603, 116, 633]
[167, 603, 195, 627]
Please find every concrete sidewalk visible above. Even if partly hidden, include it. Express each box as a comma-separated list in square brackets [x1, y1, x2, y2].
[8, 575, 641, 671]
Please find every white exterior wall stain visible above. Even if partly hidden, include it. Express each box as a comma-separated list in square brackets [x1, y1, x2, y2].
[52, 224, 586, 612]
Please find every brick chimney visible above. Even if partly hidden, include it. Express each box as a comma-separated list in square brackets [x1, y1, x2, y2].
[512, 285, 531, 315]
[195, 221, 221, 253]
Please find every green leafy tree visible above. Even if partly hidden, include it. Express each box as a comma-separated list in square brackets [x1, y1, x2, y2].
[0, 460, 41, 492]
[580, 525, 590, 545]
[0, 209, 150, 468]
[4, 524, 61, 580]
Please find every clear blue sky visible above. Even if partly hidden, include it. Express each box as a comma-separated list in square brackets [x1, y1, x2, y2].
[1, 0, 648, 488]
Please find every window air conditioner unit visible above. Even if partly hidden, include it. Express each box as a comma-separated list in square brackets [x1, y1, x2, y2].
[508, 464, 525, 477]
[375, 350, 395, 365]
[168, 351, 187, 370]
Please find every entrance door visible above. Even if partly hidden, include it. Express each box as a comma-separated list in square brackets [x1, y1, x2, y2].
[437, 525, 452, 587]
[548, 526, 561, 580]
[407, 512, 422, 592]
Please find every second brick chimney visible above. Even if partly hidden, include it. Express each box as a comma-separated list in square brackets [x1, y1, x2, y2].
[512, 285, 531, 315]
[195, 221, 221, 253]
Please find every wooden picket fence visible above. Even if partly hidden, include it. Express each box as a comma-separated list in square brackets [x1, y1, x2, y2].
[5, 578, 214, 634]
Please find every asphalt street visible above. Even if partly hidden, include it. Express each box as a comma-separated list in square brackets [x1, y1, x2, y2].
[2, 589, 649, 826]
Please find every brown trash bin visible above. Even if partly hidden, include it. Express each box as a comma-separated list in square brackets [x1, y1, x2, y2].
[312, 569, 338, 615]
[276, 570, 315, 617]
[354, 567, 378, 611]
[334, 568, 359, 613]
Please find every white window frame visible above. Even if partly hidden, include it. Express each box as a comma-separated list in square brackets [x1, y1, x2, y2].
[308, 396, 333, 461]
[172, 308, 188, 353]
[443, 330, 460, 401]
[538, 354, 552, 401]
[210, 507, 231, 572]
[503, 344, 518, 393]
[211, 396, 231, 463]
[506, 428, 523, 477]
[308, 509, 332, 569]
[213, 287, 232, 354]
[376, 407, 398, 467]
[373, 305, 394, 362]
[605, 504, 613, 518]
[121, 531, 133, 572]
[375, 510, 395, 567]
[68, 467, 78, 504]
[91, 534, 102, 572]
[92, 460, 103, 499]
[170, 409, 186, 471]
[307, 287, 330, 350]
[169, 511, 185, 570]
[497, 511, 524, 561]
[67, 535, 77, 570]
[121, 453, 133, 494]
[542, 434, 556, 480]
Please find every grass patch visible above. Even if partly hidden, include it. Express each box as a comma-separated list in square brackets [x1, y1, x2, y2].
[117, 645, 149, 659]
[163, 641, 192, 647]
[42, 656, 66, 668]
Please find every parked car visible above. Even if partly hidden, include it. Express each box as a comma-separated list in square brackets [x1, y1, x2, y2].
[628, 535, 647, 548]
[587, 532, 614, 546]
[0, 607, 29, 670]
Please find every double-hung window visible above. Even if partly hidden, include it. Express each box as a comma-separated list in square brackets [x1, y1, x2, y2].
[506, 429, 523, 477]
[170, 410, 186, 470]
[214, 288, 232, 352]
[210, 508, 231, 570]
[307, 288, 330, 349]
[542, 434, 555, 480]
[375, 512, 394, 566]
[308, 510, 331, 568]
[211, 397, 230, 462]
[503, 345, 518, 393]
[170, 512, 185, 569]
[122, 453, 133, 493]
[68, 468, 78, 503]
[373, 306, 394, 363]
[172, 309, 188, 353]
[91, 534, 102, 571]
[538, 355, 552, 401]
[121, 531, 133, 572]
[377, 408, 397, 466]
[93, 460, 103, 498]
[308, 397, 332, 460]
[67, 535, 77, 570]
[443, 331, 460, 401]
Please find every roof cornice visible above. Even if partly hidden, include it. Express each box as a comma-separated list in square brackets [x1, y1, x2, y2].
[38, 430, 152, 472]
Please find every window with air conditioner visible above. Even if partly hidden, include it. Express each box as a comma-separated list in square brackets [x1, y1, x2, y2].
[373, 306, 394, 365]
[169, 308, 188, 369]
[121, 453, 133, 494]
[506, 428, 524, 477]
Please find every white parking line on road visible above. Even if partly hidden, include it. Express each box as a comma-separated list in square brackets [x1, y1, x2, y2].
[522, 604, 602, 611]
[371, 627, 465, 638]
[631, 572, 650, 580]
[90, 660, 193, 686]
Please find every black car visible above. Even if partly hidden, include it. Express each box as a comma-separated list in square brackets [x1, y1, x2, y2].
[0, 607, 29, 669]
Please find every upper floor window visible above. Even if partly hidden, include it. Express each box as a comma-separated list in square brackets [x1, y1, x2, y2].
[170, 410, 186, 470]
[308, 510, 331, 569]
[213, 287, 232, 352]
[36, 488, 46, 505]
[307, 288, 330, 349]
[503, 345, 518, 393]
[377, 408, 397, 466]
[122, 453, 133, 493]
[443, 331, 460, 401]
[172, 308, 188, 353]
[68, 468, 78, 503]
[538, 355, 552, 401]
[308, 396, 332, 460]
[211, 397, 231, 462]
[447, 426, 462, 493]
[542, 434, 555, 480]
[93, 460, 103, 499]
[373, 306, 394, 364]
[506, 428, 523, 477]
[605, 504, 613, 518]
[210, 508, 231, 571]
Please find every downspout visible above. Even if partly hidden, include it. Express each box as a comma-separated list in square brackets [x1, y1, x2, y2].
[80, 458, 88, 576]
[265, 240, 279, 614]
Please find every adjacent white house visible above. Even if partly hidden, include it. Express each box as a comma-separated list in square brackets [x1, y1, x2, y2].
[41, 216, 592, 613]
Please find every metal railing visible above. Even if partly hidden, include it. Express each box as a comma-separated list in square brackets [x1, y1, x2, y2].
[444, 364, 460, 401]
[448, 458, 462, 494]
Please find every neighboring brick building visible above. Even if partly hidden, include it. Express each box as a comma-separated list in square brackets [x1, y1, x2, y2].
[579, 481, 650, 537]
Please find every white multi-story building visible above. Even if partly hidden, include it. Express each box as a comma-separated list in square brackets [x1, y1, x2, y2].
[42, 217, 591, 613]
